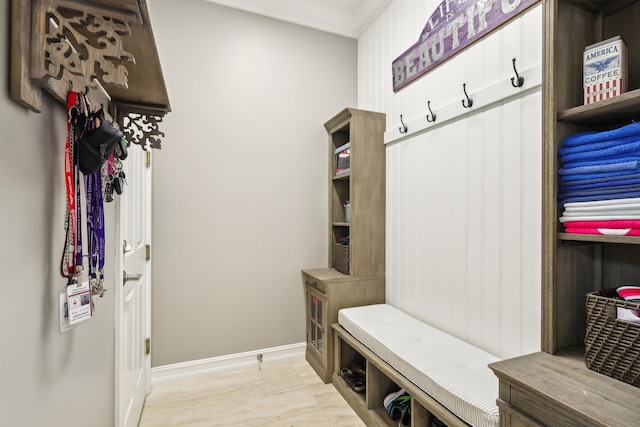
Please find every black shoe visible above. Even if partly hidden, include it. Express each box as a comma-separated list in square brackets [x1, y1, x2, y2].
[399, 405, 411, 426]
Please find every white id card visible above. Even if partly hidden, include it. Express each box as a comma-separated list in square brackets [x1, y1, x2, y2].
[67, 280, 92, 325]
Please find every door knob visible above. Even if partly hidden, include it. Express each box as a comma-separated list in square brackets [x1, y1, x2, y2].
[123, 271, 142, 284]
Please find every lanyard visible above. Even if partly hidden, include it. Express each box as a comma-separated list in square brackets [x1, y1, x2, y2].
[75, 167, 83, 270]
[61, 91, 80, 282]
[80, 94, 106, 291]
[61, 91, 109, 294]
[85, 172, 105, 283]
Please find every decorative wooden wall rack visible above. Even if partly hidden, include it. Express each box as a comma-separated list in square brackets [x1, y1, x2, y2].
[10, 0, 171, 149]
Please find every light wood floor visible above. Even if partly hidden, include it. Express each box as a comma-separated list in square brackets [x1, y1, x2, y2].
[139, 355, 366, 426]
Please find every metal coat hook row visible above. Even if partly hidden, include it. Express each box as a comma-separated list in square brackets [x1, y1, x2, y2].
[399, 114, 408, 134]
[511, 58, 524, 88]
[426, 101, 436, 123]
[461, 83, 473, 108]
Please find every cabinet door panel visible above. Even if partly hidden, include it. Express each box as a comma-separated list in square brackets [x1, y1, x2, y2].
[307, 285, 327, 361]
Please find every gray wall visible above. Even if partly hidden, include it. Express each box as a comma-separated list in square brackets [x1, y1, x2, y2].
[0, 0, 355, 422]
[0, 3, 116, 426]
[149, 0, 357, 366]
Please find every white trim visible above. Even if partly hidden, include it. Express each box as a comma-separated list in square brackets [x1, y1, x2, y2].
[202, 0, 392, 39]
[114, 193, 124, 427]
[385, 63, 542, 145]
[150, 342, 306, 387]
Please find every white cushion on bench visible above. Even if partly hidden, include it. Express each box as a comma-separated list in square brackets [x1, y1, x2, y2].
[338, 304, 500, 427]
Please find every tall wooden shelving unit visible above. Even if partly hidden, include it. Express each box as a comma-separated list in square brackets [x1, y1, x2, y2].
[542, 0, 640, 354]
[325, 108, 386, 276]
[302, 108, 386, 383]
[489, 1, 640, 425]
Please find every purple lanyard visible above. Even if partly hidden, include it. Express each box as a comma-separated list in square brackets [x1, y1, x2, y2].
[84, 171, 105, 280]
[73, 95, 105, 283]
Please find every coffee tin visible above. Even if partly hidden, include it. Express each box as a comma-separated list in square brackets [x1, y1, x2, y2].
[583, 36, 627, 105]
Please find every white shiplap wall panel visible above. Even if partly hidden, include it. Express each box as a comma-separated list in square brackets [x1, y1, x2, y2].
[361, 2, 542, 359]
[481, 106, 504, 357]
[465, 112, 486, 348]
[522, 89, 542, 355]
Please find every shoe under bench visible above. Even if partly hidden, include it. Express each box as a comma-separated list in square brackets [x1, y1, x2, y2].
[333, 322, 480, 427]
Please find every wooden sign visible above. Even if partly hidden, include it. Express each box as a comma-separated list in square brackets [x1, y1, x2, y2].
[392, 0, 539, 92]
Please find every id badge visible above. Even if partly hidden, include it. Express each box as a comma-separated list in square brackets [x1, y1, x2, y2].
[67, 280, 93, 325]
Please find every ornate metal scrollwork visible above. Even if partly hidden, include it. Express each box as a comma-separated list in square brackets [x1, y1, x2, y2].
[123, 112, 165, 150]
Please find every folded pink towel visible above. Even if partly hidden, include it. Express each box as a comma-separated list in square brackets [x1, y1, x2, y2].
[564, 228, 640, 236]
[563, 220, 640, 228]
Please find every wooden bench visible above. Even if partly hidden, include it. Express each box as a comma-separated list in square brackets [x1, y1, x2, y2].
[332, 304, 500, 427]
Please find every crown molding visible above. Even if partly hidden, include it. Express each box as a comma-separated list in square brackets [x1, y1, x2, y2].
[202, 0, 391, 39]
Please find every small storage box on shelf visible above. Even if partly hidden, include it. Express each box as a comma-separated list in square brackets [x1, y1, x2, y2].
[585, 288, 640, 387]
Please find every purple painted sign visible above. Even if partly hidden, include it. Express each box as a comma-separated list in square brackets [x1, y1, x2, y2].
[392, 0, 539, 92]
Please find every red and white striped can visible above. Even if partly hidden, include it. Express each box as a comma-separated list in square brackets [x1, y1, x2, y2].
[583, 36, 627, 105]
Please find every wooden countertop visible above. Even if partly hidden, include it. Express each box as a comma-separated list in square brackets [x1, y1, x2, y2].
[489, 347, 640, 427]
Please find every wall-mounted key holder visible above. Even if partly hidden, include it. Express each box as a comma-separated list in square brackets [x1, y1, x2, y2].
[9, 0, 171, 150]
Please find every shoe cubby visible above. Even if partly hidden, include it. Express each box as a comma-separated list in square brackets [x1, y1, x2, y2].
[365, 361, 402, 420]
[333, 335, 368, 409]
[333, 323, 458, 427]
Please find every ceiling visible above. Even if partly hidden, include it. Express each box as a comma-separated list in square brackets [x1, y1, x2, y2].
[202, 0, 392, 39]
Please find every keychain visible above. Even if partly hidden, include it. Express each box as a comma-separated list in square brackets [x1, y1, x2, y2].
[103, 140, 127, 203]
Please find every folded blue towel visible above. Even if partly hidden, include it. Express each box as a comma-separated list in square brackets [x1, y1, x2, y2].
[561, 141, 640, 163]
[562, 122, 640, 147]
[559, 191, 640, 207]
[558, 184, 640, 199]
[560, 177, 640, 191]
[559, 134, 640, 155]
[562, 156, 640, 169]
[559, 168, 640, 182]
[561, 172, 640, 187]
[558, 160, 640, 175]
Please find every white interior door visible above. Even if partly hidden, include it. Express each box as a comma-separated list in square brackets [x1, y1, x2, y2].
[116, 145, 152, 427]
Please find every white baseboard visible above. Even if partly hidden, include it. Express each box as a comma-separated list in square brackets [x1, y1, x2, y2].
[150, 342, 306, 387]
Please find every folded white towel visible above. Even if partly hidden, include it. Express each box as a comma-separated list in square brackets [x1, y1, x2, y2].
[560, 215, 640, 223]
[563, 197, 640, 208]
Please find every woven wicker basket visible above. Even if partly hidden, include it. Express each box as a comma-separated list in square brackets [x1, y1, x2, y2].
[585, 288, 640, 387]
[334, 243, 350, 275]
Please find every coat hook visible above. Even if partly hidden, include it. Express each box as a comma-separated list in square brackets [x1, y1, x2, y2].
[399, 114, 408, 134]
[511, 58, 524, 88]
[461, 83, 473, 108]
[426, 101, 437, 123]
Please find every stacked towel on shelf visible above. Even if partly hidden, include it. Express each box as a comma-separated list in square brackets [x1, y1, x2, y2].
[558, 122, 640, 235]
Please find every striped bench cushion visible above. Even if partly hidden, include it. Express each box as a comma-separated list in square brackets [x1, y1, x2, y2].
[338, 304, 500, 427]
